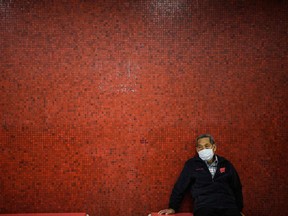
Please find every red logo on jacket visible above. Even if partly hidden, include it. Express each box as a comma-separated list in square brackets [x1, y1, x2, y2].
[220, 167, 226, 173]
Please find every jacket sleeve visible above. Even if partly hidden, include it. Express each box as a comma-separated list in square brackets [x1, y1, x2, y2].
[168, 161, 192, 212]
[230, 163, 244, 212]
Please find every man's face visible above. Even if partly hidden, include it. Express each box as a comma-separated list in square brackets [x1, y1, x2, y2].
[196, 137, 216, 153]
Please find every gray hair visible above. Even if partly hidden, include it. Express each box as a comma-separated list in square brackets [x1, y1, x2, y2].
[196, 134, 215, 144]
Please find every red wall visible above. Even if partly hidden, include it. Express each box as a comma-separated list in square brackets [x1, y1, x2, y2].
[1, 1, 287, 215]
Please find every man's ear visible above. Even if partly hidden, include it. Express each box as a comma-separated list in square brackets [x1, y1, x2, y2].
[213, 143, 217, 152]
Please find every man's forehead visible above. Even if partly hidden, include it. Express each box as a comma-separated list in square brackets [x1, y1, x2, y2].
[197, 137, 211, 144]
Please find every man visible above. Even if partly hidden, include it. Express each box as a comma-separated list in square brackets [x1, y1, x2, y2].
[158, 134, 244, 216]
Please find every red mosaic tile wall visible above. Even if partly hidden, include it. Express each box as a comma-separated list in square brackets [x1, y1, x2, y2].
[1, 1, 287, 215]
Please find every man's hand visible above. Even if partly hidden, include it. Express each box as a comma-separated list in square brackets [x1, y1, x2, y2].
[240, 212, 245, 216]
[158, 208, 175, 215]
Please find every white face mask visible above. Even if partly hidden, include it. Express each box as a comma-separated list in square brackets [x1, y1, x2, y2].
[198, 148, 214, 161]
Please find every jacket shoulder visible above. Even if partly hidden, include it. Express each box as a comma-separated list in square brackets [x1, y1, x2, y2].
[185, 156, 202, 166]
[217, 155, 236, 168]
[217, 155, 229, 162]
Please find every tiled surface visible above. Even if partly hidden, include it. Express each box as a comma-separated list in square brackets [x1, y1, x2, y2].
[0, 1, 287, 216]
[0, 214, 87, 216]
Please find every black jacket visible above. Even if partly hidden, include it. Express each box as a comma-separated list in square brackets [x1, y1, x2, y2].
[169, 155, 243, 213]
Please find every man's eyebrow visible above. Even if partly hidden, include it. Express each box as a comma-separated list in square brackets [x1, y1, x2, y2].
[196, 143, 205, 146]
[198, 143, 211, 146]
